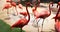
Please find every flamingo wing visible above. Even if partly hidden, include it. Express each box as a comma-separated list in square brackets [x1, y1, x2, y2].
[20, 12, 28, 16]
[11, 18, 28, 28]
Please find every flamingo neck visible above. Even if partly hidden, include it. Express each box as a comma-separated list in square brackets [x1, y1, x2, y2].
[34, 0, 40, 10]
[35, 5, 37, 10]
[55, 5, 60, 22]
[49, 2, 53, 15]
[26, 5, 30, 23]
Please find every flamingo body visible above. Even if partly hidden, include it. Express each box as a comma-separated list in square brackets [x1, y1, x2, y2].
[32, 8, 50, 19]
[11, 18, 28, 28]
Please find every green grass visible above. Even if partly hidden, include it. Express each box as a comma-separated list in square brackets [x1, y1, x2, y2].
[0, 19, 25, 32]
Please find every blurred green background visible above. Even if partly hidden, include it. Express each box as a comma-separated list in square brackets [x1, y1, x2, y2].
[0, 19, 25, 32]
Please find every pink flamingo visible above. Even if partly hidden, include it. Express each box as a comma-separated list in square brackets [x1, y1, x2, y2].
[11, 2, 30, 32]
[2, 3, 11, 14]
[11, 0, 23, 15]
[2, 3, 12, 19]
[6, 0, 18, 15]
[11, 1, 18, 15]
[32, 1, 52, 32]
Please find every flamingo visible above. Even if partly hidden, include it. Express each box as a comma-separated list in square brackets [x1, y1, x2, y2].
[6, 0, 18, 15]
[2, 3, 12, 11]
[52, 2, 60, 32]
[2, 3, 12, 19]
[32, 1, 52, 32]
[11, 2, 30, 32]
[10, 1, 19, 15]
[10, 0, 23, 15]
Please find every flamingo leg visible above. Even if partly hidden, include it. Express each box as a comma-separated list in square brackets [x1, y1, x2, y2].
[55, 25, 58, 32]
[41, 19, 45, 32]
[32, 18, 36, 25]
[7, 9, 9, 16]
[12, 7, 16, 16]
[12, 6, 18, 16]
[15, 6, 18, 15]
[21, 28, 22, 32]
[5, 9, 10, 20]
[37, 18, 41, 32]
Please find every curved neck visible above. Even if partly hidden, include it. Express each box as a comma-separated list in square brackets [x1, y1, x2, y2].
[35, 5, 37, 10]
[55, 6, 60, 21]
[49, 2, 54, 15]
[49, 3, 52, 15]
[26, 5, 30, 23]
[34, 0, 40, 11]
